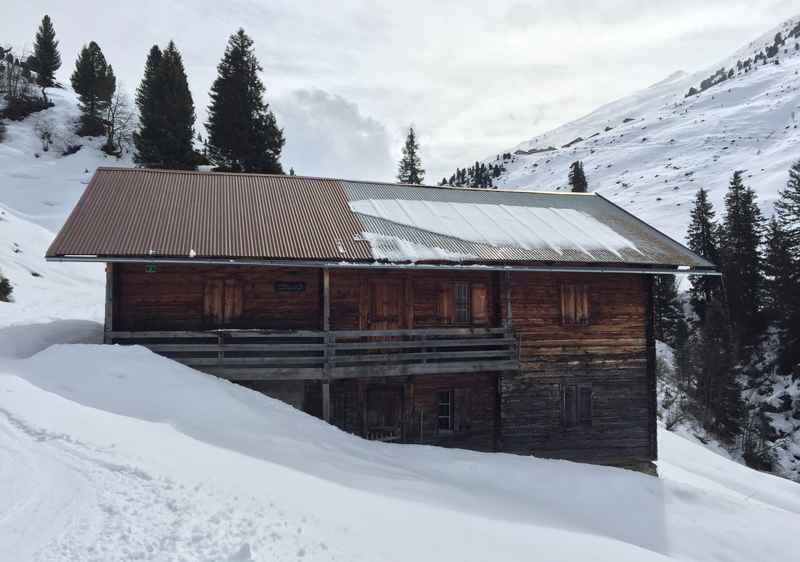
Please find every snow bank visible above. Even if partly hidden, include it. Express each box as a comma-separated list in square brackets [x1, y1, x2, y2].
[1, 344, 799, 561]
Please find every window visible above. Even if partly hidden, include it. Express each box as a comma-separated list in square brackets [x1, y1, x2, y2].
[437, 390, 453, 431]
[562, 383, 592, 428]
[561, 284, 590, 326]
[442, 282, 488, 325]
[454, 283, 470, 323]
[204, 278, 243, 326]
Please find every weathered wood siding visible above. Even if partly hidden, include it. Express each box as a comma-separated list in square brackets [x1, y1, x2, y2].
[115, 264, 321, 331]
[499, 271, 655, 466]
[328, 373, 498, 451]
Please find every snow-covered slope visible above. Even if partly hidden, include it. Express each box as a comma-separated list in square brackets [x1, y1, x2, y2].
[0, 88, 132, 329]
[1, 343, 799, 562]
[493, 16, 800, 242]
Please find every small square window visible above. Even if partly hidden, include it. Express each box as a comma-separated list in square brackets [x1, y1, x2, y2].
[437, 390, 453, 431]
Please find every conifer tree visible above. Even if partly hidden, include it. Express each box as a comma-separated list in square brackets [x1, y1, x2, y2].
[568, 160, 588, 192]
[133, 46, 163, 165]
[690, 297, 743, 441]
[719, 171, 765, 349]
[134, 42, 196, 169]
[653, 274, 683, 346]
[205, 29, 284, 174]
[776, 160, 800, 250]
[672, 315, 691, 388]
[31, 14, 61, 103]
[70, 42, 115, 136]
[0, 270, 12, 302]
[397, 127, 425, 184]
[687, 188, 721, 320]
[763, 216, 799, 374]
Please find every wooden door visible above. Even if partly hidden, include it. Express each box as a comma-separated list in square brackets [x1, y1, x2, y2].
[365, 386, 403, 441]
[367, 279, 404, 331]
[203, 278, 243, 327]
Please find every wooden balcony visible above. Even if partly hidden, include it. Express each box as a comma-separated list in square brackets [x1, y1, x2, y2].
[107, 327, 519, 381]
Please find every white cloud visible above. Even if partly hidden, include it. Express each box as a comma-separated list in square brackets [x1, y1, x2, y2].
[7, 0, 800, 183]
[274, 89, 394, 181]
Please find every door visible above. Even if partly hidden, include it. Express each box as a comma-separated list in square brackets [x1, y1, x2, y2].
[365, 386, 404, 441]
[203, 278, 243, 327]
[367, 279, 404, 331]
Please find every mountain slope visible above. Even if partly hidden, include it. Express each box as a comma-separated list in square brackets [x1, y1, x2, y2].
[493, 16, 800, 242]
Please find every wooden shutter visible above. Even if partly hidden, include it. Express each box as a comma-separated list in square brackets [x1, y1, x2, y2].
[223, 279, 243, 324]
[203, 279, 224, 326]
[578, 384, 593, 424]
[562, 384, 577, 428]
[453, 388, 472, 433]
[436, 282, 453, 325]
[561, 284, 589, 326]
[470, 283, 488, 325]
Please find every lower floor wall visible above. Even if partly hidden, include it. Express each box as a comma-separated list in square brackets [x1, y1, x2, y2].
[236, 360, 656, 468]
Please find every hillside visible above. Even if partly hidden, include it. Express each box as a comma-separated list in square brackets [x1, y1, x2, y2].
[2, 342, 800, 561]
[490, 16, 800, 242]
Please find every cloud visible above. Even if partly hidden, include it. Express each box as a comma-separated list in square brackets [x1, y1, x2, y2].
[274, 89, 395, 181]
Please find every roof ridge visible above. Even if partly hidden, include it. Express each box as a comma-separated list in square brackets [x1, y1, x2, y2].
[94, 166, 597, 197]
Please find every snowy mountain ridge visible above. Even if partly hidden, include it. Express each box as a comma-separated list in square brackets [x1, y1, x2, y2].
[492, 14, 800, 243]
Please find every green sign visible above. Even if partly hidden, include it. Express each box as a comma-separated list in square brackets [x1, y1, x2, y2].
[145, 264, 157, 273]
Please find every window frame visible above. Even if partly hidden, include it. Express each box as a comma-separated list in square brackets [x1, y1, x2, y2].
[453, 283, 471, 324]
[437, 389, 454, 432]
[561, 382, 592, 428]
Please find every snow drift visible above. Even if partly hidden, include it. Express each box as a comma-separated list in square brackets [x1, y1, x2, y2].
[1, 344, 799, 561]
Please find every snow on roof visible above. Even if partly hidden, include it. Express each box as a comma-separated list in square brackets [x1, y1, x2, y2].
[342, 181, 714, 269]
[47, 168, 715, 272]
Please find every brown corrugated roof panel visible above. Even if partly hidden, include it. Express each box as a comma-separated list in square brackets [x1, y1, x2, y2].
[47, 168, 372, 261]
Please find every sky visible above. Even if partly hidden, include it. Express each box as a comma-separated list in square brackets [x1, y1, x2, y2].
[7, 0, 800, 182]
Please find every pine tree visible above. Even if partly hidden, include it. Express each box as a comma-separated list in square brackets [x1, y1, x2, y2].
[568, 160, 588, 192]
[687, 188, 721, 320]
[776, 160, 800, 250]
[70, 42, 115, 136]
[133, 46, 164, 166]
[672, 316, 691, 388]
[30, 14, 61, 103]
[397, 127, 425, 184]
[134, 42, 196, 169]
[719, 171, 765, 350]
[690, 297, 743, 441]
[0, 270, 12, 302]
[653, 274, 683, 346]
[205, 29, 284, 174]
[763, 216, 799, 374]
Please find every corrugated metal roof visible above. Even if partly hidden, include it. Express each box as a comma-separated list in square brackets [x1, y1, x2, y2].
[47, 168, 372, 261]
[47, 168, 716, 272]
[342, 181, 714, 269]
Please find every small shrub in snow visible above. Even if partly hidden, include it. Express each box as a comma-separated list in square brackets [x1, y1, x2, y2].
[0, 272, 12, 302]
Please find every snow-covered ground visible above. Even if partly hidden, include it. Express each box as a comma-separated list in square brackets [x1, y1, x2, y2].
[1, 341, 799, 562]
[492, 17, 800, 243]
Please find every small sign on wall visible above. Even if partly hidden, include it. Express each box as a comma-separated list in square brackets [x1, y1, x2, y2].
[274, 281, 306, 293]
[145, 264, 157, 273]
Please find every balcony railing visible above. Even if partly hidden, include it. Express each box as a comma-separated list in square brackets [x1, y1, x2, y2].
[107, 327, 519, 380]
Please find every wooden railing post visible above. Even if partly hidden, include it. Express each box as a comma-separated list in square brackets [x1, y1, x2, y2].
[217, 332, 225, 366]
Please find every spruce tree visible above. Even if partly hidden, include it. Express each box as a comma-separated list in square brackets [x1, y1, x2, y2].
[719, 171, 765, 350]
[0, 270, 12, 302]
[653, 274, 683, 346]
[776, 160, 800, 250]
[672, 316, 691, 388]
[31, 14, 61, 103]
[687, 188, 721, 320]
[568, 160, 588, 192]
[690, 297, 743, 441]
[70, 42, 115, 136]
[764, 216, 799, 374]
[133, 46, 163, 166]
[397, 127, 425, 184]
[205, 29, 284, 174]
[134, 42, 196, 169]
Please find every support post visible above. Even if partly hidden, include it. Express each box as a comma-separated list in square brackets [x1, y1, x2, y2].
[322, 268, 332, 423]
[104, 263, 115, 343]
[503, 271, 512, 328]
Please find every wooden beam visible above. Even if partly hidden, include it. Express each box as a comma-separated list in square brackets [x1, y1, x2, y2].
[322, 268, 331, 423]
[504, 271, 512, 328]
[104, 263, 114, 343]
[644, 275, 657, 462]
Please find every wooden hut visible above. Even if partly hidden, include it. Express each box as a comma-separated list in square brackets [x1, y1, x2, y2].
[47, 168, 718, 471]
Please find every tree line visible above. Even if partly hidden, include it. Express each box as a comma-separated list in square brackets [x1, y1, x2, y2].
[656, 165, 800, 468]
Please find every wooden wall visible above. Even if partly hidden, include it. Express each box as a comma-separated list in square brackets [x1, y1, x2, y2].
[498, 271, 655, 467]
[114, 264, 321, 331]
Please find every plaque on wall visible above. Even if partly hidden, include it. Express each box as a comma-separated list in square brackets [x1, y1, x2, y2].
[274, 281, 306, 293]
